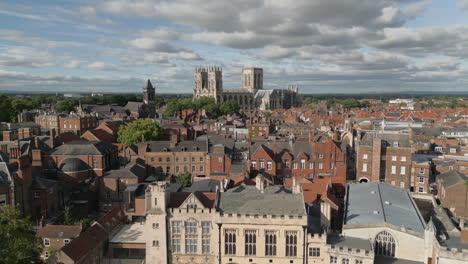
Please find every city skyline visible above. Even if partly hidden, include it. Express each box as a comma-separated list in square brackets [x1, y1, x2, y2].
[1, 0, 468, 93]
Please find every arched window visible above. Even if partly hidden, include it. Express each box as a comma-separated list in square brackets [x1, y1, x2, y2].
[374, 231, 396, 257]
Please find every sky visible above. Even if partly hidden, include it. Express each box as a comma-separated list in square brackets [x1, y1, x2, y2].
[0, 0, 468, 94]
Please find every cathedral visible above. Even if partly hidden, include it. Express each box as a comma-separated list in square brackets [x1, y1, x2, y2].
[193, 67, 302, 110]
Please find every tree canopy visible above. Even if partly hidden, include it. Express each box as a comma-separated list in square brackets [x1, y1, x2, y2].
[117, 118, 162, 146]
[219, 100, 240, 115]
[0, 206, 42, 264]
[175, 172, 192, 187]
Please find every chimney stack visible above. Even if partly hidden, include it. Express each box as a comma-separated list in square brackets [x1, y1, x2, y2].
[2, 131, 11, 141]
[170, 134, 178, 147]
[255, 175, 264, 193]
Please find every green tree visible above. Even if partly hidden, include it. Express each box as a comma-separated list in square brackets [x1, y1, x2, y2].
[117, 118, 162, 146]
[56, 99, 77, 113]
[219, 100, 240, 115]
[0, 206, 42, 263]
[176, 172, 192, 187]
[63, 206, 75, 225]
[0, 94, 13, 122]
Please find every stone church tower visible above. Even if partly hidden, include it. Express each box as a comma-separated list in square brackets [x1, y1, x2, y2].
[143, 79, 155, 104]
[242, 68, 263, 94]
[194, 67, 223, 102]
[145, 182, 169, 264]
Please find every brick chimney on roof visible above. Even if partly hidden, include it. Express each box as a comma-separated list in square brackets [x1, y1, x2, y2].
[170, 134, 178, 147]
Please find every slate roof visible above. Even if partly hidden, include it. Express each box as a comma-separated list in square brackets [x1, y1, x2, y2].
[438, 170, 468, 188]
[168, 192, 217, 208]
[59, 158, 89, 172]
[61, 224, 107, 262]
[31, 177, 56, 190]
[359, 132, 411, 148]
[218, 185, 306, 216]
[328, 234, 372, 251]
[182, 179, 220, 193]
[49, 141, 116, 155]
[345, 183, 425, 233]
[36, 224, 82, 239]
[104, 163, 146, 179]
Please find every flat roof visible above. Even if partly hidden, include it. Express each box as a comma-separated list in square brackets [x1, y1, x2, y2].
[109, 223, 147, 244]
[345, 183, 425, 233]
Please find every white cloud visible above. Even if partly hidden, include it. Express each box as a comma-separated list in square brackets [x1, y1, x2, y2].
[402, 0, 431, 19]
[458, 0, 468, 10]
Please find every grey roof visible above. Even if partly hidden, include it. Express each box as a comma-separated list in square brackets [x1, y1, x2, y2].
[345, 183, 425, 233]
[437, 170, 468, 188]
[50, 141, 116, 155]
[218, 185, 306, 216]
[0, 162, 14, 187]
[59, 158, 89, 172]
[142, 139, 208, 153]
[411, 154, 437, 164]
[223, 89, 251, 94]
[182, 179, 220, 193]
[328, 234, 372, 251]
[359, 132, 411, 148]
[104, 163, 146, 179]
[125, 101, 144, 113]
[31, 177, 56, 190]
[374, 257, 424, 264]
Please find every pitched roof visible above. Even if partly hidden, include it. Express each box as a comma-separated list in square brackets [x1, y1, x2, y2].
[60, 224, 107, 262]
[438, 170, 468, 188]
[36, 224, 82, 239]
[31, 177, 56, 190]
[49, 141, 116, 155]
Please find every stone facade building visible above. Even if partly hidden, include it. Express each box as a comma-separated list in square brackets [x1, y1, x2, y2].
[193, 67, 302, 110]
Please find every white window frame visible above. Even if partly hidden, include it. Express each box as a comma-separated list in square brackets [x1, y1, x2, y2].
[267, 161, 272, 170]
[363, 154, 368, 160]
[44, 238, 50, 247]
[418, 187, 424, 193]
[391, 156, 397, 161]
[419, 176, 424, 183]
[401, 156, 406, 162]
[251, 161, 257, 169]
[391, 166, 396, 174]
[400, 166, 406, 175]
[318, 163, 323, 170]
[362, 163, 367, 172]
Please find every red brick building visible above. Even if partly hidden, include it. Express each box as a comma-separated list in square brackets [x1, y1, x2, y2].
[249, 131, 347, 195]
[59, 115, 99, 136]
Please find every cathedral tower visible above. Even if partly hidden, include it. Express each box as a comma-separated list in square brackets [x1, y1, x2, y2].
[193, 66, 223, 102]
[242, 67, 263, 94]
[143, 79, 155, 104]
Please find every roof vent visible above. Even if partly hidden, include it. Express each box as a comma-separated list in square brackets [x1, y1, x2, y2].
[371, 190, 376, 194]
[385, 201, 391, 205]
[373, 210, 379, 215]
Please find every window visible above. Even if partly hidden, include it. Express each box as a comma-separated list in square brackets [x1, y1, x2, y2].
[34, 191, 40, 199]
[293, 162, 298, 169]
[166, 157, 170, 162]
[318, 163, 323, 169]
[152, 223, 159, 229]
[260, 159, 265, 169]
[267, 161, 272, 170]
[419, 187, 424, 193]
[45, 251, 49, 258]
[185, 238, 197, 253]
[192, 157, 195, 162]
[0, 194, 8, 205]
[393, 142, 399, 147]
[44, 238, 50, 246]
[277, 163, 282, 169]
[285, 160, 290, 169]
[309, 162, 313, 169]
[391, 166, 396, 174]
[300, 159, 306, 169]
[200, 157, 203, 162]
[187, 204, 197, 209]
[355, 260, 363, 264]
[151, 157, 155, 162]
[202, 222, 210, 234]
[318, 153, 324, 159]
[342, 258, 349, 264]
[450, 148, 456, 153]
[152, 240, 159, 247]
[363, 154, 368, 160]
[419, 168, 425, 174]
[172, 238, 181, 253]
[158, 157, 162, 162]
[330, 163, 334, 169]
[400, 166, 406, 175]
[374, 231, 396, 257]
[391, 156, 397, 161]
[401, 156, 406, 162]
[265, 231, 277, 256]
[172, 221, 181, 234]
[176, 166, 179, 173]
[93, 158, 99, 168]
[192, 166, 195, 172]
[285, 231, 297, 257]
[200, 166, 204, 172]
[362, 163, 367, 172]
[184, 157, 188, 162]
[218, 157, 222, 162]
[309, 247, 320, 257]
[184, 166, 188, 172]
[330, 256, 337, 264]
[176, 157, 179, 162]
[225, 229, 236, 255]
[435, 146, 442, 152]
[166, 166, 170, 173]
[245, 230, 256, 256]
[202, 239, 210, 254]
[419, 176, 424, 183]
[252, 161, 257, 169]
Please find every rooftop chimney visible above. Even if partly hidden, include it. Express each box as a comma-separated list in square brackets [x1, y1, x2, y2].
[255, 176, 264, 193]
[170, 134, 178, 147]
